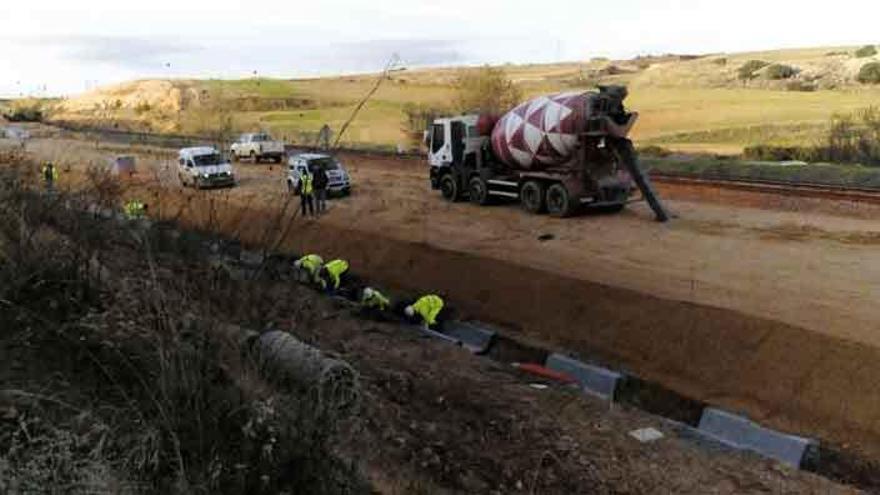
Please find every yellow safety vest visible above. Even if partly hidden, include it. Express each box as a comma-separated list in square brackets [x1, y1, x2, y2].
[301, 173, 314, 195]
[324, 259, 349, 289]
[42, 164, 58, 181]
[363, 290, 390, 310]
[124, 200, 145, 219]
[412, 295, 444, 326]
[298, 254, 324, 276]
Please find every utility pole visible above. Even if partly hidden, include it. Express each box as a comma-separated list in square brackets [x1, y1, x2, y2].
[332, 53, 405, 149]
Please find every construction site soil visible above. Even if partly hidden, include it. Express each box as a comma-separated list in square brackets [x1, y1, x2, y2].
[15, 133, 880, 467]
[0, 193, 851, 494]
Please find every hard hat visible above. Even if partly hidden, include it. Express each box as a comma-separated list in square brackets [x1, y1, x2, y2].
[363, 287, 374, 298]
[404, 305, 414, 318]
[293, 260, 302, 269]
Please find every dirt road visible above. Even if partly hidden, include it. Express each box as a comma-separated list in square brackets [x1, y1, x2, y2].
[18, 135, 880, 460]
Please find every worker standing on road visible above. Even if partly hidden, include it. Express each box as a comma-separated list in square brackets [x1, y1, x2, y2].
[41, 161, 58, 193]
[404, 294, 446, 330]
[124, 199, 147, 219]
[313, 164, 329, 215]
[319, 258, 349, 293]
[293, 254, 324, 284]
[298, 169, 315, 217]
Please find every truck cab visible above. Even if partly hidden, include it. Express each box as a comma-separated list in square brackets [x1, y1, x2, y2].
[427, 115, 487, 195]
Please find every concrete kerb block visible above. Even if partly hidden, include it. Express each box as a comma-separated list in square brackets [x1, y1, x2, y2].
[410, 325, 462, 347]
[544, 353, 621, 401]
[239, 249, 266, 268]
[697, 408, 817, 468]
[443, 321, 497, 354]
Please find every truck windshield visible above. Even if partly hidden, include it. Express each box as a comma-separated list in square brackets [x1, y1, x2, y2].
[193, 153, 223, 166]
[431, 124, 444, 153]
[253, 134, 269, 142]
[308, 157, 339, 170]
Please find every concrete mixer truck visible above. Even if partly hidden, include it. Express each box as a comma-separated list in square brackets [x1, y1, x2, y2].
[427, 85, 668, 221]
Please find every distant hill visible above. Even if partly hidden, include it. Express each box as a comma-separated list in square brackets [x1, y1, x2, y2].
[43, 45, 880, 153]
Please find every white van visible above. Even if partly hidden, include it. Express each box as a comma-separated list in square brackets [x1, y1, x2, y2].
[177, 147, 236, 189]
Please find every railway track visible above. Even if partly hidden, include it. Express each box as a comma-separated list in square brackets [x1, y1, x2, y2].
[650, 172, 880, 204]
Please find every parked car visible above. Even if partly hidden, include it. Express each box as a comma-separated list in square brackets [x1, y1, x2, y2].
[230, 133, 285, 163]
[177, 147, 236, 189]
[286, 153, 352, 196]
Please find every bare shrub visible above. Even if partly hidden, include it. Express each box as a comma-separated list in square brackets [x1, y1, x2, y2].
[401, 103, 448, 148]
[822, 107, 880, 165]
[3, 99, 46, 122]
[855, 45, 878, 58]
[857, 62, 880, 84]
[454, 66, 522, 114]
[764, 64, 798, 80]
[737, 60, 769, 80]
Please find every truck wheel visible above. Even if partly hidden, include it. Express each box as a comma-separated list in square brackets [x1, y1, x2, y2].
[520, 181, 545, 214]
[468, 177, 492, 206]
[440, 174, 462, 202]
[546, 183, 577, 218]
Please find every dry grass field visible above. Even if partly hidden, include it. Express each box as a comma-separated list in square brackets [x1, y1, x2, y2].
[42, 45, 880, 153]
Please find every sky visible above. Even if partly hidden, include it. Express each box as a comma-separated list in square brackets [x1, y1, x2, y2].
[1, 0, 878, 97]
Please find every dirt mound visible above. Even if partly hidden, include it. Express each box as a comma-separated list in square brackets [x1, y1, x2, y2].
[59, 80, 185, 114]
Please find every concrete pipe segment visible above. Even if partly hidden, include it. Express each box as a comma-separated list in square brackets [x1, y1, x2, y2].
[254, 331, 360, 416]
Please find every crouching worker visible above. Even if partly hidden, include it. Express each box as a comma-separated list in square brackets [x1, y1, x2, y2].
[404, 294, 446, 330]
[319, 258, 349, 293]
[360, 286, 391, 320]
[293, 254, 323, 284]
[124, 199, 147, 220]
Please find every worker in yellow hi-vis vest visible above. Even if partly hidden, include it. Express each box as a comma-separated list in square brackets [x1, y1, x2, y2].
[41, 162, 58, 193]
[124, 199, 147, 219]
[360, 286, 393, 321]
[361, 287, 390, 311]
[404, 294, 446, 330]
[298, 170, 315, 217]
[319, 258, 349, 293]
[294, 254, 324, 284]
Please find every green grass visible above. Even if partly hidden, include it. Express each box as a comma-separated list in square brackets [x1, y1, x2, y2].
[643, 122, 831, 147]
[644, 156, 880, 187]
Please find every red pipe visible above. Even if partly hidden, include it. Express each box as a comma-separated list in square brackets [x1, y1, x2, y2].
[513, 362, 576, 384]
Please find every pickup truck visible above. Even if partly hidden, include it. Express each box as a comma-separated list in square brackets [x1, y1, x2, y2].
[230, 133, 285, 163]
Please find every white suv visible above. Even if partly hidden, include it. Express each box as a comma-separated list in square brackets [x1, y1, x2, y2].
[177, 147, 236, 189]
[286, 153, 352, 196]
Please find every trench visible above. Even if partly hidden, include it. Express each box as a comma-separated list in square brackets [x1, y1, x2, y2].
[133, 183, 880, 488]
